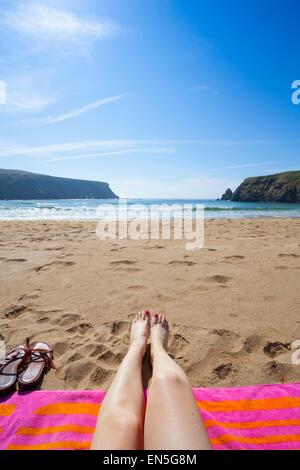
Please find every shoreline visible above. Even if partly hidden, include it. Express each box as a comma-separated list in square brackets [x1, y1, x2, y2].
[0, 216, 300, 223]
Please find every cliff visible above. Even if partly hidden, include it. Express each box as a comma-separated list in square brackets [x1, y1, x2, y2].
[231, 171, 300, 203]
[0, 169, 118, 200]
[221, 188, 233, 201]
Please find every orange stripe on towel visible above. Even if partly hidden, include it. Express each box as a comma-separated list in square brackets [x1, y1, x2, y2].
[205, 418, 300, 430]
[0, 404, 16, 416]
[8, 441, 91, 450]
[35, 403, 100, 416]
[211, 433, 300, 446]
[17, 425, 95, 436]
[197, 397, 300, 412]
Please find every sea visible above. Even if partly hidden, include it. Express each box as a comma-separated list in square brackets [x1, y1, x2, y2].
[0, 199, 299, 220]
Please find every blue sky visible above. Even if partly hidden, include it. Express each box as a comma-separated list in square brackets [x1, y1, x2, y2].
[0, 0, 299, 198]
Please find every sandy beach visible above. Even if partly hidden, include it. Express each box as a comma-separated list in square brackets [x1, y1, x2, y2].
[0, 219, 300, 390]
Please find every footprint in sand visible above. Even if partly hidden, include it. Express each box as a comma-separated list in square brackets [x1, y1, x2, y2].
[263, 341, 291, 358]
[57, 313, 81, 326]
[115, 266, 142, 273]
[168, 260, 197, 267]
[55, 316, 131, 388]
[127, 285, 146, 291]
[212, 329, 244, 354]
[278, 253, 299, 258]
[78, 343, 106, 358]
[5, 258, 27, 263]
[264, 361, 296, 383]
[34, 260, 75, 272]
[51, 341, 69, 356]
[59, 359, 95, 387]
[36, 316, 51, 324]
[110, 260, 141, 273]
[105, 320, 129, 337]
[243, 334, 262, 353]
[67, 352, 84, 363]
[263, 295, 276, 301]
[208, 275, 231, 285]
[143, 245, 166, 250]
[168, 329, 190, 359]
[66, 323, 93, 335]
[32, 308, 64, 325]
[45, 246, 65, 251]
[225, 255, 245, 261]
[2, 304, 27, 319]
[111, 260, 137, 266]
[98, 349, 124, 368]
[90, 367, 114, 386]
[172, 332, 189, 345]
[18, 290, 41, 302]
[212, 363, 235, 380]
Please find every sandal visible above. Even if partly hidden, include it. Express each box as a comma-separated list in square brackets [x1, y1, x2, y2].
[0, 346, 26, 395]
[18, 338, 55, 390]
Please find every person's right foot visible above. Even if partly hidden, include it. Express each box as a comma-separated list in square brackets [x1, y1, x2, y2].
[130, 311, 150, 355]
[150, 313, 169, 351]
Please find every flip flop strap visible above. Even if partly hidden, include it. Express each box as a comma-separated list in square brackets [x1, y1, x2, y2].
[24, 348, 55, 370]
[0, 353, 23, 374]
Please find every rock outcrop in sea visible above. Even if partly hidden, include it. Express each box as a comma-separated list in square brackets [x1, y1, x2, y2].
[221, 171, 300, 203]
[221, 188, 233, 201]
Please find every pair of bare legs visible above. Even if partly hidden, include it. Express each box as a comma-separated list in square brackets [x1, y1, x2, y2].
[91, 312, 211, 450]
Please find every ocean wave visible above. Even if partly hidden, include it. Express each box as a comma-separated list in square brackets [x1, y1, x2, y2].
[0, 199, 299, 220]
[203, 206, 295, 212]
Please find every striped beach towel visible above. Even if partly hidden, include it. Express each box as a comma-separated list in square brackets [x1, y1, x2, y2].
[1, 383, 300, 450]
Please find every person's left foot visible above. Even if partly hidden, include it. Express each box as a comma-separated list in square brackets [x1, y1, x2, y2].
[130, 311, 150, 352]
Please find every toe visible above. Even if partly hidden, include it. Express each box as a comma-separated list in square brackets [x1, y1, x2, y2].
[145, 312, 151, 324]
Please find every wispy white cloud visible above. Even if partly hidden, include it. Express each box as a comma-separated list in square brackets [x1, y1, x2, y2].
[0, 140, 137, 157]
[45, 94, 126, 125]
[192, 85, 218, 95]
[205, 161, 278, 172]
[7, 92, 52, 113]
[42, 147, 176, 163]
[1, 77, 122, 122]
[159, 139, 278, 146]
[0, 138, 287, 158]
[1, 3, 120, 51]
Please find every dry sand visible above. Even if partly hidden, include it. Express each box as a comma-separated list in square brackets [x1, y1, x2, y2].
[0, 219, 300, 390]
